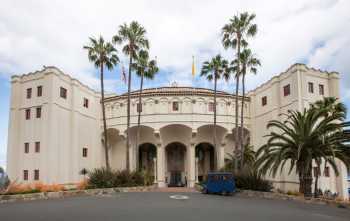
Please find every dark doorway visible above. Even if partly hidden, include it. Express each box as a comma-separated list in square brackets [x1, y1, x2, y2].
[195, 142, 215, 182]
[138, 143, 157, 177]
[165, 142, 186, 187]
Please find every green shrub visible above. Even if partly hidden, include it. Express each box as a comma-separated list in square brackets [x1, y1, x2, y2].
[87, 168, 147, 189]
[234, 170, 273, 192]
[87, 168, 117, 188]
[0, 167, 10, 191]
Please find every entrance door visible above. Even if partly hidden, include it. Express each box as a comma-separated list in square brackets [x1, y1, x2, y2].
[169, 171, 184, 187]
[166, 142, 186, 187]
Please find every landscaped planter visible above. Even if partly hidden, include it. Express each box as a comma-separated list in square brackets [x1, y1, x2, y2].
[236, 190, 350, 209]
[0, 186, 156, 204]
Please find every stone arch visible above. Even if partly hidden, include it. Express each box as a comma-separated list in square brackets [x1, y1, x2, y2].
[196, 124, 228, 149]
[138, 142, 157, 180]
[195, 142, 216, 181]
[159, 124, 192, 147]
[231, 127, 250, 148]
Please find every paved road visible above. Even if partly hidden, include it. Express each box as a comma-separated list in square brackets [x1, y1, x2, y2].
[0, 192, 349, 221]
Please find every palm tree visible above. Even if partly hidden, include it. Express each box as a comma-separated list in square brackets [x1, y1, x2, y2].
[132, 50, 159, 154]
[222, 12, 257, 170]
[310, 97, 347, 197]
[232, 48, 260, 168]
[225, 144, 256, 172]
[256, 106, 350, 197]
[201, 55, 230, 150]
[113, 21, 149, 171]
[84, 36, 119, 170]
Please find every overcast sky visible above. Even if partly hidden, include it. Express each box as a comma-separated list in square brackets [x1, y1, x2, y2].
[0, 0, 350, 169]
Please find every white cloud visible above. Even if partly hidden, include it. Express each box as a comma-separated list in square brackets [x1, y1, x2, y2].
[0, 0, 349, 96]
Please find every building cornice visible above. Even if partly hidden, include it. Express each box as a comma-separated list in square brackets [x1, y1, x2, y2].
[247, 63, 339, 96]
[104, 86, 249, 102]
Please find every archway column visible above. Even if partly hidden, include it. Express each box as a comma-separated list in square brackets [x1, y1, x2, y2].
[188, 143, 196, 187]
[156, 143, 166, 187]
[218, 143, 226, 169]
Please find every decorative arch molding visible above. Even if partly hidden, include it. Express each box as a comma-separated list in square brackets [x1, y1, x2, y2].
[159, 124, 192, 147]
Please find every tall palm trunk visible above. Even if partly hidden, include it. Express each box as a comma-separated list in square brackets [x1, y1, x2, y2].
[100, 63, 110, 169]
[135, 71, 144, 169]
[126, 55, 132, 171]
[314, 163, 320, 198]
[213, 73, 217, 154]
[299, 163, 313, 197]
[234, 36, 241, 172]
[240, 72, 246, 168]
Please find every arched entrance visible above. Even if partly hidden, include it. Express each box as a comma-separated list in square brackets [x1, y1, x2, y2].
[138, 143, 157, 177]
[195, 142, 215, 182]
[165, 142, 186, 187]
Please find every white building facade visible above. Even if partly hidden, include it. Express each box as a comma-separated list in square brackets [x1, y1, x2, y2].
[6, 63, 349, 199]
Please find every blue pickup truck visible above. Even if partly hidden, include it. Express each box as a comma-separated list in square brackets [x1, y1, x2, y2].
[201, 172, 236, 195]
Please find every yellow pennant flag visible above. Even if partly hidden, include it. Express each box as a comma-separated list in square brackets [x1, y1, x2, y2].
[192, 55, 195, 77]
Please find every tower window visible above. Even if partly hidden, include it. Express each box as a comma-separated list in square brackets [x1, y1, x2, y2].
[262, 96, 267, 106]
[172, 102, 179, 111]
[60, 87, 67, 99]
[26, 88, 32, 99]
[137, 103, 142, 112]
[283, 84, 290, 96]
[25, 109, 31, 120]
[83, 98, 89, 108]
[82, 148, 88, 157]
[308, 82, 314, 93]
[23, 170, 28, 181]
[35, 142, 40, 153]
[24, 143, 29, 153]
[37, 86, 43, 97]
[319, 84, 324, 95]
[36, 107, 42, 118]
[313, 167, 320, 177]
[34, 170, 40, 180]
[324, 166, 330, 177]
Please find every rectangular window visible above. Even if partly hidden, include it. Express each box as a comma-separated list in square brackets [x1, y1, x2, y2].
[308, 82, 314, 93]
[172, 101, 179, 111]
[313, 167, 321, 177]
[208, 102, 214, 112]
[37, 86, 43, 97]
[137, 103, 142, 113]
[34, 170, 40, 180]
[26, 88, 32, 99]
[319, 84, 324, 95]
[83, 98, 89, 108]
[24, 143, 29, 153]
[23, 170, 28, 181]
[36, 107, 41, 118]
[25, 109, 31, 120]
[324, 166, 330, 177]
[82, 148, 88, 158]
[283, 84, 290, 96]
[60, 87, 67, 99]
[35, 142, 40, 153]
[262, 96, 267, 106]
